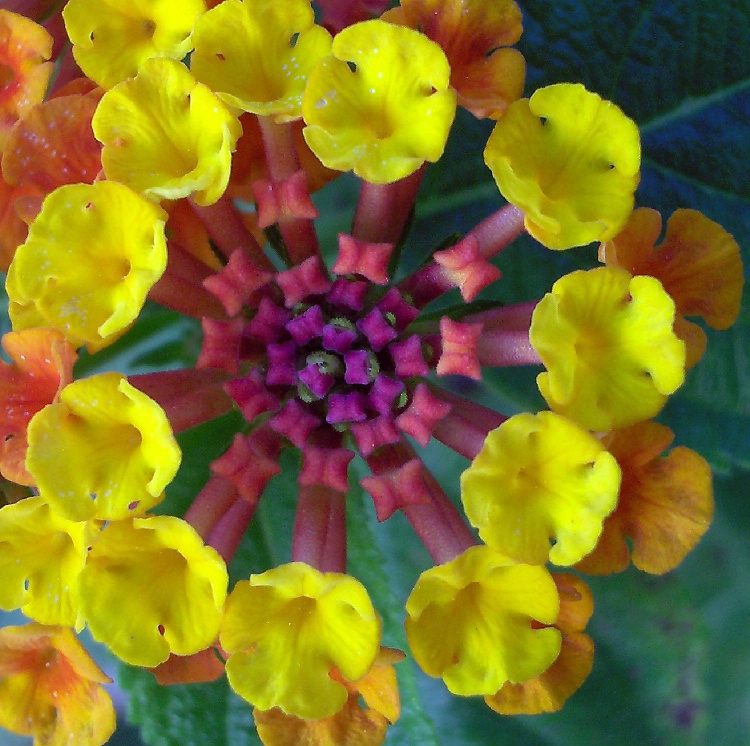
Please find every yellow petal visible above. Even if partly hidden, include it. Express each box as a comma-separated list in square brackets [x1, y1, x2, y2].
[485, 83, 640, 249]
[79, 516, 228, 667]
[62, 0, 207, 89]
[461, 411, 621, 565]
[405, 545, 561, 696]
[93, 58, 242, 206]
[0, 623, 115, 746]
[302, 20, 456, 183]
[221, 562, 381, 720]
[191, 0, 332, 122]
[531, 267, 685, 430]
[0, 496, 96, 627]
[26, 373, 181, 522]
[6, 181, 167, 351]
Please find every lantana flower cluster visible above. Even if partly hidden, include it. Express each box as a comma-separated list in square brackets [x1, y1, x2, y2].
[0, 1, 743, 745]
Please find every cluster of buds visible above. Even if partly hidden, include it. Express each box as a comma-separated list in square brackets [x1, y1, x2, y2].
[0, 1, 742, 745]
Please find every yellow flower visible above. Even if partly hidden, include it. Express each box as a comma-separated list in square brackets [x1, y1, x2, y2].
[484, 83, 640, 249]
[461, 411, 621, 566]
[0, 496, 98, 628]
[530, 267, 686, 431]
[221, 562, 381, 720]
[93, 58, 242, 206]
[78, 516, 228, 667]
[62, 0, 207, 89]
[405, 545, 561, 696]
[0, 623, 115, 746]
[25, 373, 181, 522]
[302, 19, 456, 184]
[6, 181, 168, 351]
[191, 0, 332, 122]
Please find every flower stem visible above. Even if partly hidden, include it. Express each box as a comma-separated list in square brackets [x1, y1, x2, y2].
[352, 166, 426, 244]
[468, 203, 525, 259]
[292, 485, 347, 573]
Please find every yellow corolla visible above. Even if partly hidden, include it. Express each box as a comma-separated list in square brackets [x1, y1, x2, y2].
[302, 19, 456, 184]
[63, 0, 206, 89]
[461, 411, 621, 566]
[405, 545, 561, 696]
[6, 181, 167, 351]
[78, 516, 228, 668]
[221, 562, 382, 720]
[93, 58, 242, 206]
[484, 83, 640, 249]
[191, 0, 332, 122]
[25, 373, 181, 522]
[530, 267, 686, 431]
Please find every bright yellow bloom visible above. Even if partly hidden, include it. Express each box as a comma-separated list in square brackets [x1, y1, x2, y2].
[93, 58, 242, 206]
[0, 328, 77, 486]
[302, 19, 456, 184]
[484, 83, 640, 249]
[221, 562, 381, 720]
[382, 0, 525, 119]
[461, 411, 621, 565]
[486, 573, 594, 714]
[0, 623, 115, 746]
[254, 647, 403, 746]
[191, 0, 332, 122]
[62, 0, 207, 89]
[6, 181, 168, 351]
[0, 10, 53, 149]
[576, 421, 714, 575]
[530, 267, 686, 431]
[25, 373, 181, 522]
[0, 496, 98, 628]
[405, 545, 561, 696]
[79, 516, 228, 667]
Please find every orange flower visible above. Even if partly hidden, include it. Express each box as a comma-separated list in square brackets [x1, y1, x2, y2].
[599, 207, 744, 367]
[0, 328, 77, 485]
[576, 421, 713, 575]
[0, 623, 115, 746]
[383, 0, 525, 119]
[0, 10, 53, 149]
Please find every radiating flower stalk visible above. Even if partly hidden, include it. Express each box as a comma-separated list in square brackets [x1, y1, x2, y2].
[0, 0, 743, 744]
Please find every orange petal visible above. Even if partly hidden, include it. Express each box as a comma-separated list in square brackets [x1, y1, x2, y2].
[151, 647, 226, 686]
[0, 177, 36, 271]
[2, 93, 102, 192]
[576, 421, 714, 575]
[601, 207, 744, 329]
[0, 328, 77, 485]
